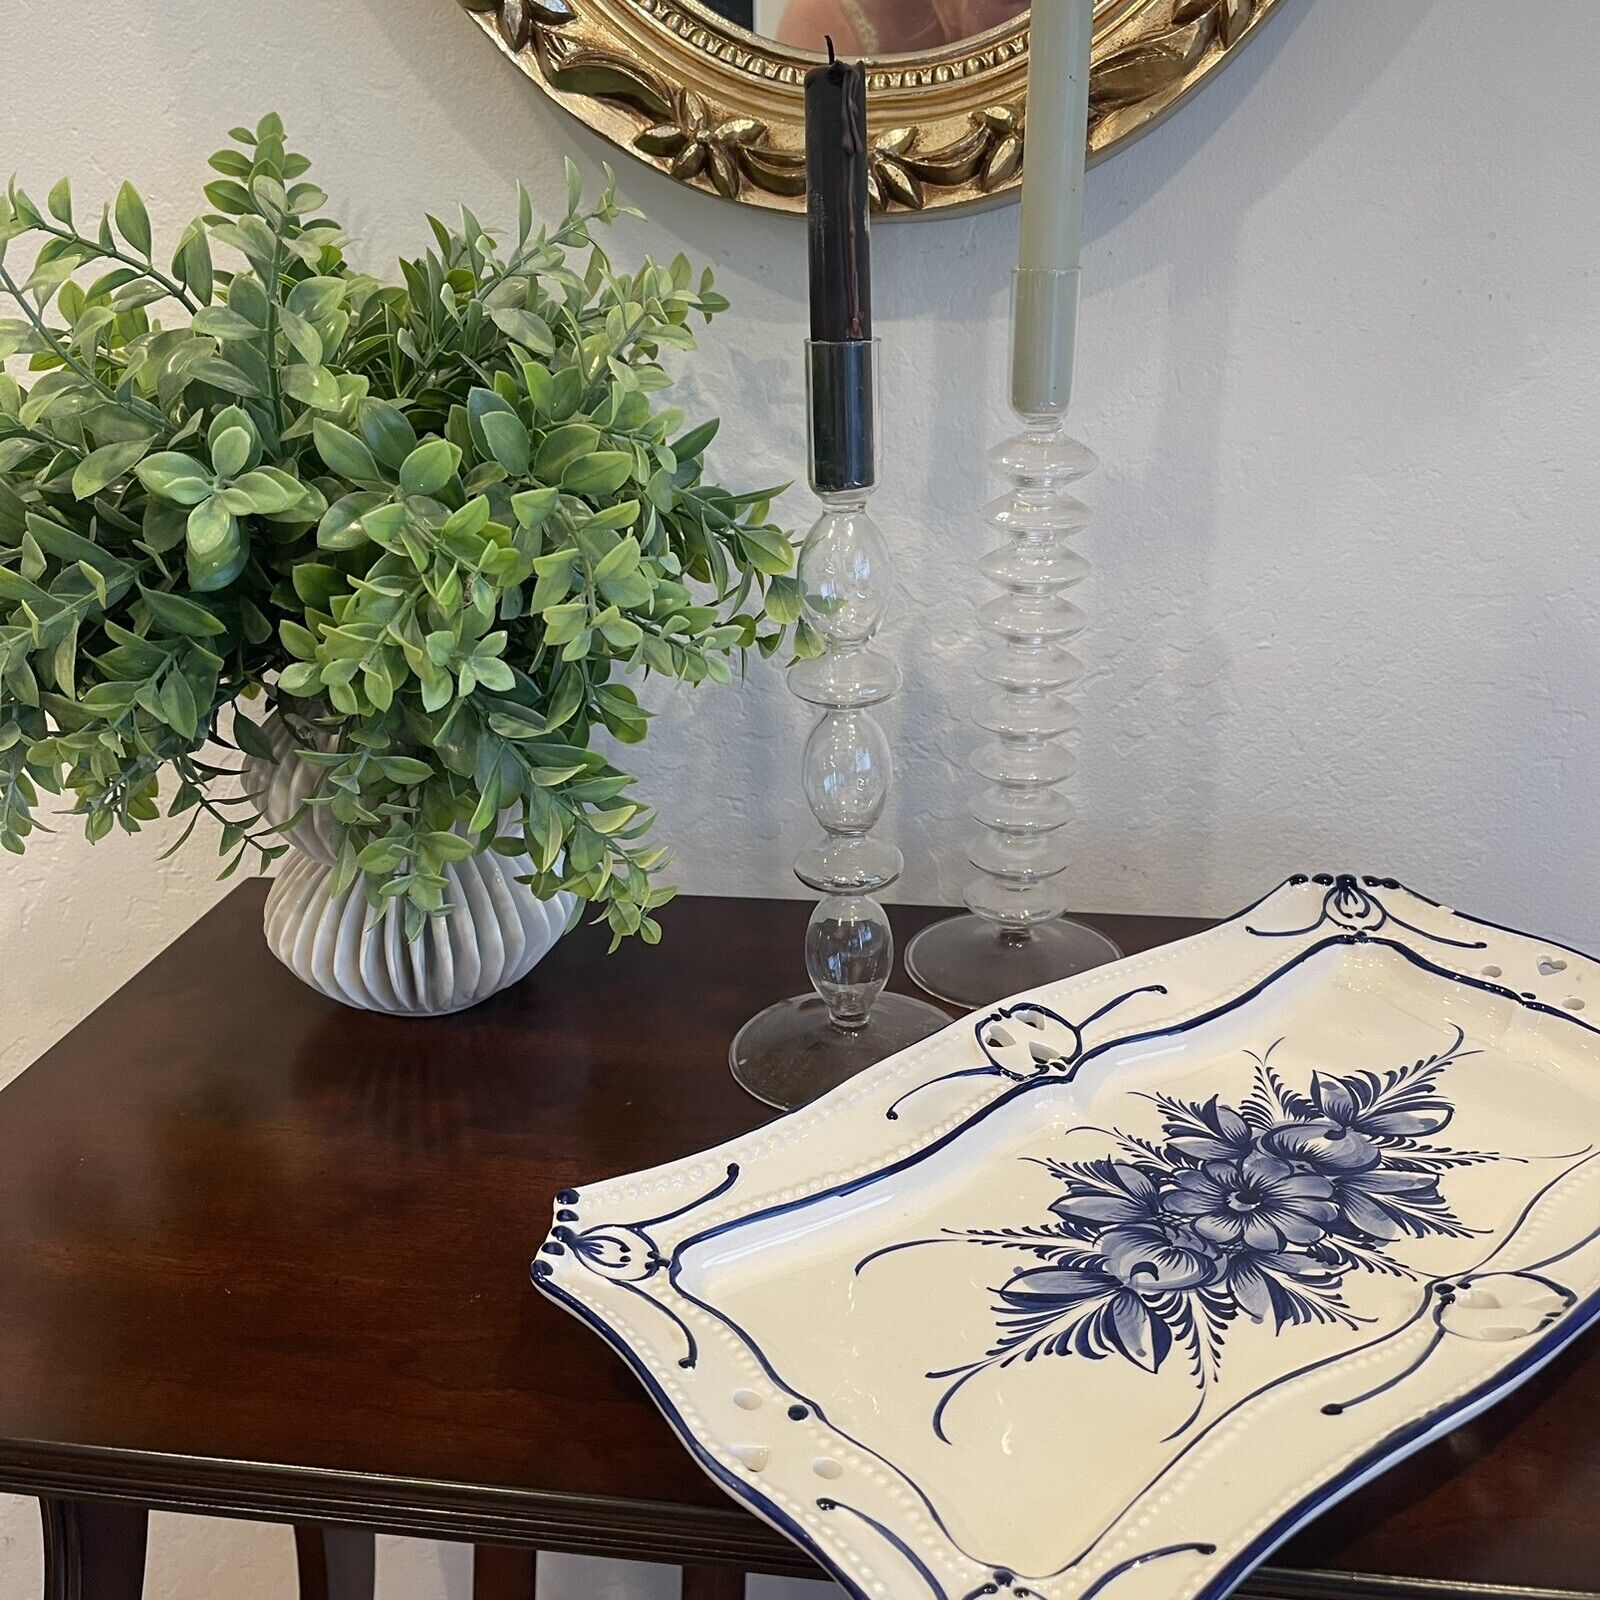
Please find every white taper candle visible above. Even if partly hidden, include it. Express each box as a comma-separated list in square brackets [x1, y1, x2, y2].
[1012, 0, 1094, 415]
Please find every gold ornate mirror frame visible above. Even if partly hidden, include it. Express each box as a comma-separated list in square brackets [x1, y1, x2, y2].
[456, 0, 1282, 216]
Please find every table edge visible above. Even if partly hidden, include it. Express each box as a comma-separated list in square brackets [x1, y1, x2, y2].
[1, 1440, 1593, 1600]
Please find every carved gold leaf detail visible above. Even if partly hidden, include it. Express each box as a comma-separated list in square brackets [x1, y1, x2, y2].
[980, 132, 1023, 193]
[455, 0, 1283, 216]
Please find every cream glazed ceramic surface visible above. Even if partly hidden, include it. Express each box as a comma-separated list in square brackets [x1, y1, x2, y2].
[535, 875, 1600, 1600]
[244, 712, 574, 1015]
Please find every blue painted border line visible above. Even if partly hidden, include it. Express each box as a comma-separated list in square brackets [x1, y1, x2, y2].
[536, 1266, 881, 1600]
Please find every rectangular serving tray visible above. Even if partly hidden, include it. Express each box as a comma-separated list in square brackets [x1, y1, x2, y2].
[535, 876, 1600, 1600]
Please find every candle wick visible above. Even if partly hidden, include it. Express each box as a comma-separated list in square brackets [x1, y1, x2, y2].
[826, 33, 837, 64]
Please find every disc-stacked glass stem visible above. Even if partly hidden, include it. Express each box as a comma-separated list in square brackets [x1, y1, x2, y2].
[967, 421, 1096, 912]
[730, 340, 948, 1110]
[905, 274, 1118, 1007]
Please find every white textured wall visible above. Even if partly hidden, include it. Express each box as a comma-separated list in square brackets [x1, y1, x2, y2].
[2, 0, 1598, 1593]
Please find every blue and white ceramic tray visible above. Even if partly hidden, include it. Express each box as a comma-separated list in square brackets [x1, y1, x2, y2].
[534, 875, 1600, 1600]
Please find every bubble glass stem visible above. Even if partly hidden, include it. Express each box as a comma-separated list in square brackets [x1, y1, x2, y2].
[731, 340, 948, 1111]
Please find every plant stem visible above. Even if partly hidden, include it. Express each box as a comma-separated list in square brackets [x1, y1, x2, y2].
[30, 217, 201, 313]
[262, 234, 286, 435]
[0, 261, 172, 436]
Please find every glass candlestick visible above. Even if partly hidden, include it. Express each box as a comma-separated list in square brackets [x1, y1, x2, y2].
[905, 270, 1120, 1009]
[731, 340, 949, 1111]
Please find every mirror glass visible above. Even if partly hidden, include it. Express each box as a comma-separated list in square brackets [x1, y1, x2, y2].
[688, 0, 1029, 57]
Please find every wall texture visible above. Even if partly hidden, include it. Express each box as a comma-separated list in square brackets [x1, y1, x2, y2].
[2, 0, 1598, 1593]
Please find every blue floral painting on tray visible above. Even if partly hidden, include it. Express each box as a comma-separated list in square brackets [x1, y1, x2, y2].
[887, 1030, 1500, 1439]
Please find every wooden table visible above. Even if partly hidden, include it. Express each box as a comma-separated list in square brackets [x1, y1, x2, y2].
[0, 886, 1596, 1600]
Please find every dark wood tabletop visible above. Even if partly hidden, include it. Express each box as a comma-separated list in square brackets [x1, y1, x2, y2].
[0, 885, 1596, 1599]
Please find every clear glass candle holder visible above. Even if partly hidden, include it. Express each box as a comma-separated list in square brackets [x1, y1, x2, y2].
[905, 270, 1120, 1008]
[730, 340, 949, 1111]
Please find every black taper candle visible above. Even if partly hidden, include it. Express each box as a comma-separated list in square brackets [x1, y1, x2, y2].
[805, 41, 875, 495]
[805, 43, 872, 343]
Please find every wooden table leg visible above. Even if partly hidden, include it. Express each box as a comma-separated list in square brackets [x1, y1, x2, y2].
[293, 1525, 376, 1600]
[39, 1500, 148, 1600]
[682, 1565, 745, 1600]
[472, 1544, 537, 1599]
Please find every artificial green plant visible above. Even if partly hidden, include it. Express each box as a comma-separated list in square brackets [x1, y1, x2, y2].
[0, 116, 813, 944]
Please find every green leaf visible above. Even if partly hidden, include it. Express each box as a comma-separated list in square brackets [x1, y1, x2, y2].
[315, 486, 384, 550]
[281, 364, 341, 411]
[542, 602, 588, 646]
[576, 500, 639, 534]
[137, 452, 215, 506]
[279, 619, 318, 659]
[359, 400, 417, 470]
[225, 468, 304, 514]
[529, 552, 577, 612]
[764, 574, 804, 624]
[174, 225, 214, 303]
[25, 513, 131, 580]
[534, 423, 600, 482]
[425, 830, 475, 863]
[187, 496, 235, 557]
[276, 661, 322, 697]
[671, 418, 719, 461]
[312, 419, 381, 484]
[187, 356, 262, 397]
[467, 769, 503, 835]
[739, 522, 796, 576]
[377, 756, 434, 784]
[191, 306, 261, 341]
[278, 306, 323, 365]
[440, 496, 490, 543]
[47, 177, 73, 225]
[591, 535, 641, 584]
[159, 668, 199, 740]
[209, 425, 253, 479]
[360, 502, 408, 547]
[188, 535, 247, 593]
[77, 560, 109, 606]
[286, 275, 345, 320]
[206, 405, 258, 464]
[291, 562, 343, 607]
[114, 181, 152, 256]
[233, 715, 276, 760]
[511, 486, 559, 529]
[562, 450, 633, 498]
[472, 657, 515, 692]
[203, 178, 253, 215]
[139, 586, 226, 637]
[489, 305, 555, 354]
[51, 620, 78, 700]
[488, 707, 551, 740]
[543, 671, 585, 732]
[227, 273, 270, 326]
[479, 409, 531, 476]
[399, 438, 459, 496]
[71, 438, 150, 500]
[597, 615, 642, 650]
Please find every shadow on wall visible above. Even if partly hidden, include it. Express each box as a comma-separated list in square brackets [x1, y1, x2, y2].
[1070, 0, 1430, 907]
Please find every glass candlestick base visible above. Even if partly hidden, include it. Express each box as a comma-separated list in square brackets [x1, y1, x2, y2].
[730, 990, 951, 1111]
[905, 913, 1119, 1010]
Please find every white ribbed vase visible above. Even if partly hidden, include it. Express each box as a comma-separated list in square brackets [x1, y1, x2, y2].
[243, 713, 575, 1016]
